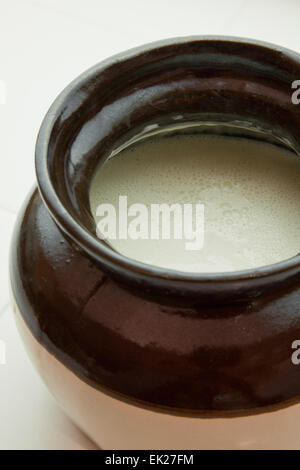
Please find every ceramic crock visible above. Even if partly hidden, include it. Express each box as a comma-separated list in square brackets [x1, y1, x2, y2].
[9, 36, 300, 450]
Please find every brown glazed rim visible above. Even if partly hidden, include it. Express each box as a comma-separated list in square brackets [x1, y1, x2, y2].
[35, 35, 300, 287]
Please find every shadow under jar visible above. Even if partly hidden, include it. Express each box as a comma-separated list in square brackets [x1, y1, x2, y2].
[9, 36, 300, 449]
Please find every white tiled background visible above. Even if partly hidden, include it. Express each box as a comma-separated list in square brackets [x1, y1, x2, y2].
[1, 0, 300, 450]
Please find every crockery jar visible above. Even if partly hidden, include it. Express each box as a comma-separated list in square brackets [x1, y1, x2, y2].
[9, 36, 300, 449]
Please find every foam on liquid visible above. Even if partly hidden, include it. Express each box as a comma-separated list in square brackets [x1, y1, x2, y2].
[89, 135, 300, 273]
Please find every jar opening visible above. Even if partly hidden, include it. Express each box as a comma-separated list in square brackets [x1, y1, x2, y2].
[35, 36, 300, 299]
[89, 119, 300, 273]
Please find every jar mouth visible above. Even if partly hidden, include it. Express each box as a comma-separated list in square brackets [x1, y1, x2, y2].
[35, 35, 300, 296]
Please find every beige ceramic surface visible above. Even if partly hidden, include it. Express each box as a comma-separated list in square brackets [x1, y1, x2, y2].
[13, 299, 300, 450]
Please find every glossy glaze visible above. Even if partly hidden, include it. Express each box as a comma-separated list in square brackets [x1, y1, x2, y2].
[9, 37, 300, 419]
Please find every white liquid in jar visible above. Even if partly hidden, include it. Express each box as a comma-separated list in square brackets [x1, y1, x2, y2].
[89, 135, 300, 273]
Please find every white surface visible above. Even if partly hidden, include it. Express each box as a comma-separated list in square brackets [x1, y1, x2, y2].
[1, 0, 300, 450]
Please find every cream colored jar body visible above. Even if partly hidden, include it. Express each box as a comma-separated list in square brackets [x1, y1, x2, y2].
[13, 301, 300, 450]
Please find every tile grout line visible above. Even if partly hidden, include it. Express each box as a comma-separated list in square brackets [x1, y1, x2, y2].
[0, 303, 9, 318]
[22, 0, 134, 38]
[219, 0, 248, 30]
[0, 205, 17, 217]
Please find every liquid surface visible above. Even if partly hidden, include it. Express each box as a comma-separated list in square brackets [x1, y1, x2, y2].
[90, 135, 300, 273]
